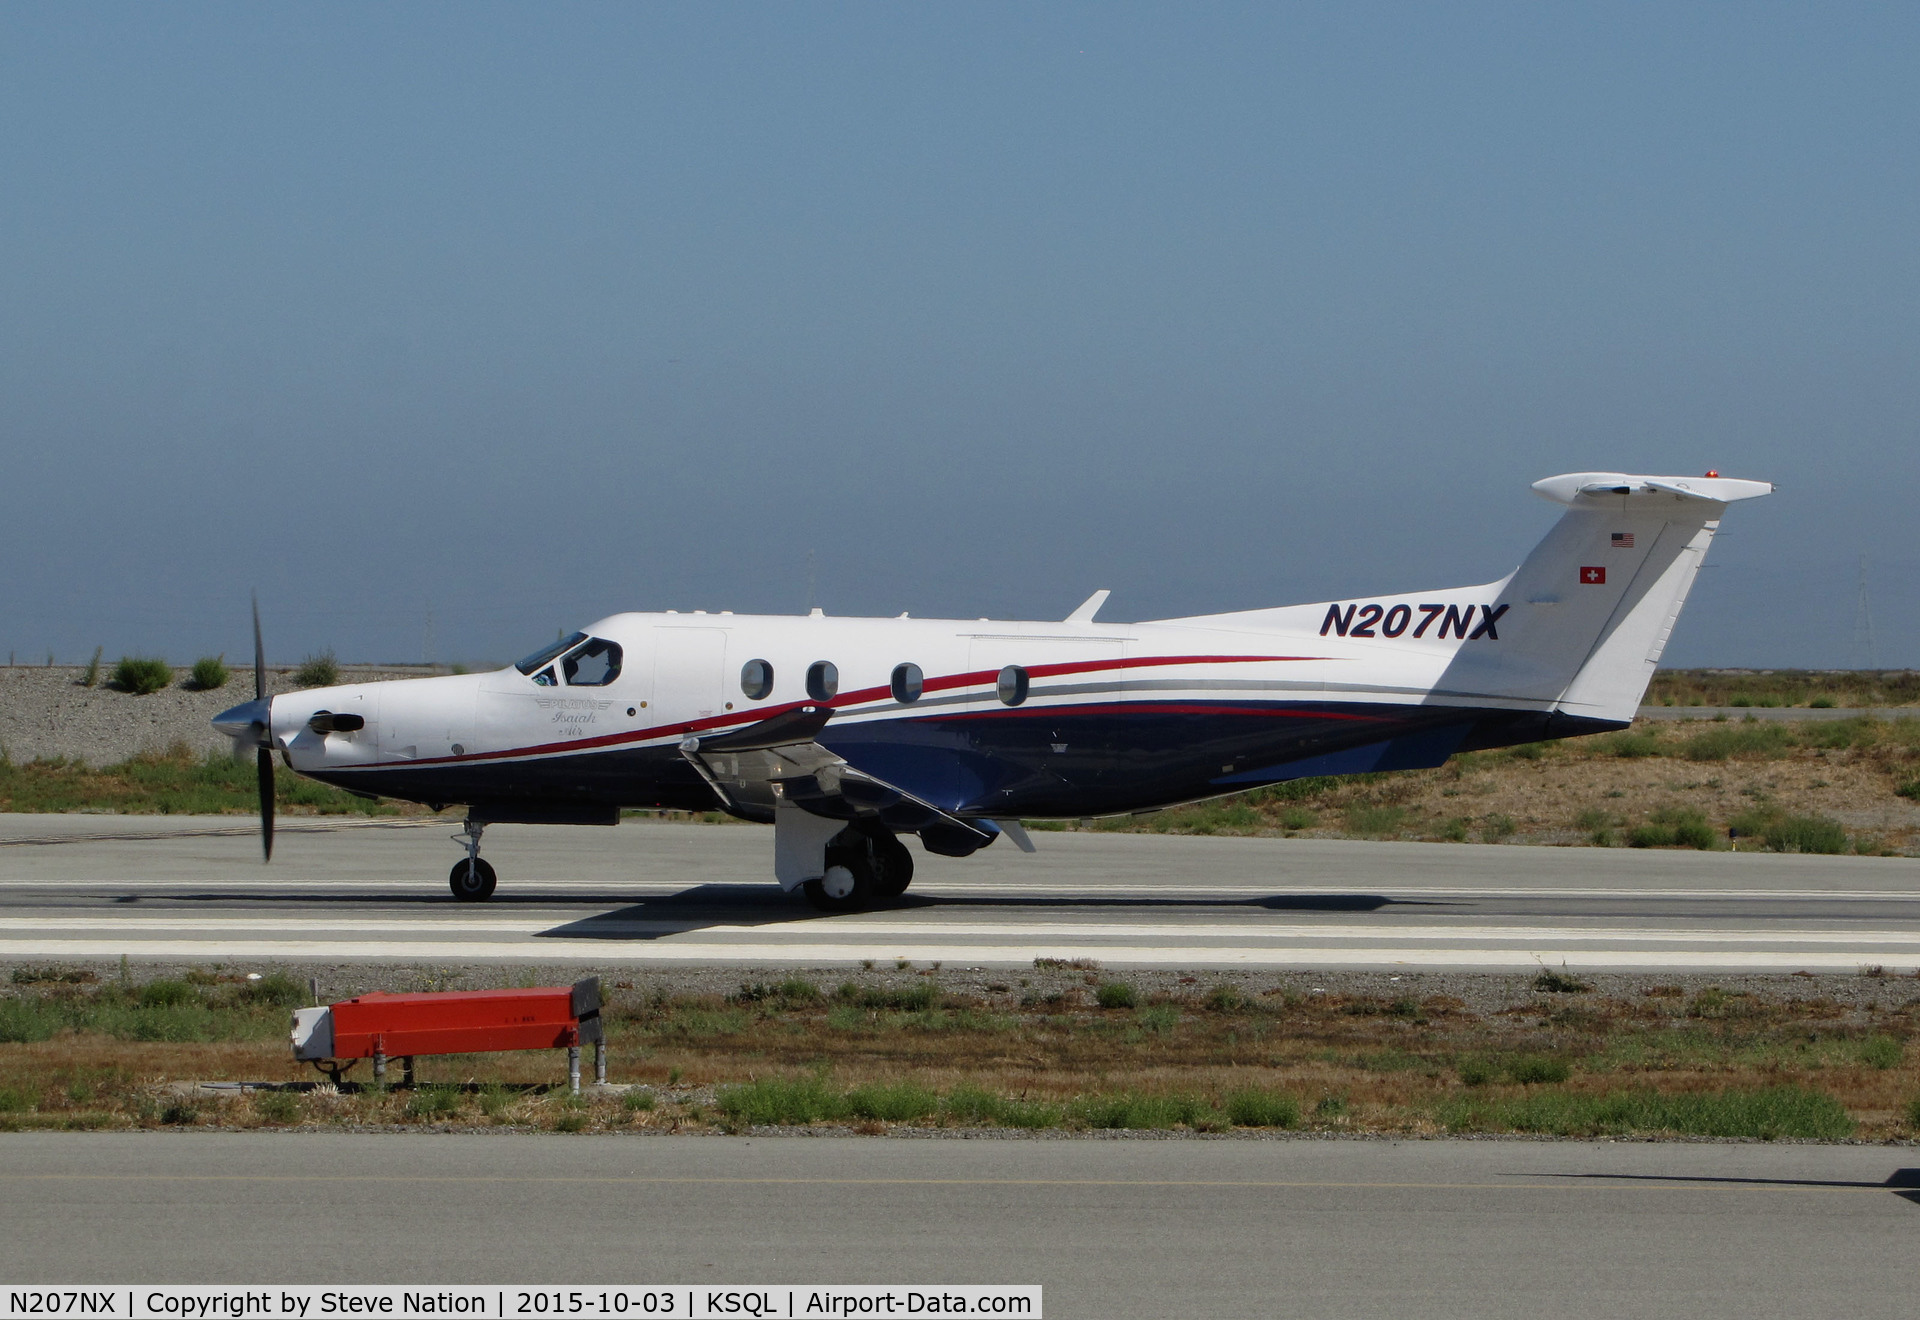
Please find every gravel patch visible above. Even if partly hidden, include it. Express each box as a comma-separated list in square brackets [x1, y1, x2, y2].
[0, 664, 448, 767]
[6, 959, 1914, 1023]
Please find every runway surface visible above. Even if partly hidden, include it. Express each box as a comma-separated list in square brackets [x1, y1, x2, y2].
[3, 815, 1919, 971]
[2, 1132, 1916, 1318]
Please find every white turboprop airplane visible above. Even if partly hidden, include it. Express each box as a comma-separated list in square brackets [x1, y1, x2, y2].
[215, 471, 1771, 909]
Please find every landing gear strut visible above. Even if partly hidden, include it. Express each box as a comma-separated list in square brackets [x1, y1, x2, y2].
[449, 818, 497, 902]
[802, 826, 913, 912]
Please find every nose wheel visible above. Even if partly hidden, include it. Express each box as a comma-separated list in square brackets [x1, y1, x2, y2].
[448, 818, 497, 901]
[449, 856, 497, 902]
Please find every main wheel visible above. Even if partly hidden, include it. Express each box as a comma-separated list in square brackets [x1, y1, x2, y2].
[870, 831, 915, 898]
[803, 845, 874, 912]
[449, 857, 497, 902]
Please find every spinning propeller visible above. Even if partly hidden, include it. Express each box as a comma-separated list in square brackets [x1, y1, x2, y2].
[210, 597, 275, 860]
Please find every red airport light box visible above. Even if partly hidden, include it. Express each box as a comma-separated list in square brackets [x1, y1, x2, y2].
[292, 978, 603, 1063]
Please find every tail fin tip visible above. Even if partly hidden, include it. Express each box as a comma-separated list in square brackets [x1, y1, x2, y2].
[1531, 472, 1774, 508]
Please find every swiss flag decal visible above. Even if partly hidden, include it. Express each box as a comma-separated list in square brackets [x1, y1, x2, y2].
[1580, 566, 1607, 585]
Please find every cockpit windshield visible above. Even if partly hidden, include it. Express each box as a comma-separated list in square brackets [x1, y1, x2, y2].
[516, 632, 587, 676]
[561, 638, 622, 686]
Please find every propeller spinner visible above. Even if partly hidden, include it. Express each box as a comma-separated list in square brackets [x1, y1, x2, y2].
[210, 596, 275, 861]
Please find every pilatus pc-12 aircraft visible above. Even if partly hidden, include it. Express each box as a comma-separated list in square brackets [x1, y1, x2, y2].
[216, 471, 1771, 909]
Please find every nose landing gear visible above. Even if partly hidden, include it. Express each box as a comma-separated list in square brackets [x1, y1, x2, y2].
[449, 818, 497, 901]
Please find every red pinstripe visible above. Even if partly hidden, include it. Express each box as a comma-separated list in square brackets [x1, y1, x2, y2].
[347, 652, 1329, 771]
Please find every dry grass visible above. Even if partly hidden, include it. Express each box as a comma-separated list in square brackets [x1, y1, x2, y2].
[1096, 716, 1920, 854]
[5, 976, 1919, 1139]
[1647, 668, 1920, 708]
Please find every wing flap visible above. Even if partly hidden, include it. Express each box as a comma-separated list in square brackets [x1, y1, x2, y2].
[679, 709, 994, 847]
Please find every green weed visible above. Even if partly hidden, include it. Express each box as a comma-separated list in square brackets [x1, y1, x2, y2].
[403, 1086, 465, 1119]
[1224, 1090, 1301, 1128]
[1345, 805, 1406, 838]
[112, 657, 172, 695]
[1860, 1036, 1904, 1070]
[941, 1085, 1061, 1129]
[10, 966, 94, 985]
[251, 1091, 300, 1123]
[1437, 1086, 1852, 1140]
[716, 1076, 846, 1126]
[1071, 1092, 1224, 1131]
[293, 652, 340, 689]
[189, 656, 230, 691]
[845, 1082, 940, 1123]
[1203, 984, 1246, 1012]
[1095, 981, 1138, 1010]
[1766, 815, 1849, 855]
[0, 998, 64, 1043]
[137, 980, 195, 1008]
[1506, 1055, 1573, 1085]
[237, 973, 307, 1008]
[1629, 805, 1716, 849]
[1684, 724, 1793, 762]
[1479, 814, 1517, 843]
[1596, 730, 1664, 758]
[1136, 1004, 1180, 1035]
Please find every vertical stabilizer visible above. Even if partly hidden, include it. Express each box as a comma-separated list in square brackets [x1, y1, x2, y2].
[1437, 473, 1773, 723]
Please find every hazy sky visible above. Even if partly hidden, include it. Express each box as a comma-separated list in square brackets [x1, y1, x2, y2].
[2, 3, 1914, 669]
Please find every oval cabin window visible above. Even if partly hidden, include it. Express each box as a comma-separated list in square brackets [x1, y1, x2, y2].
[996, 664, 1029, 706]
[806, 660, 839, 702]
[740, 658, 774, 701]
[891, 663, 924, 703]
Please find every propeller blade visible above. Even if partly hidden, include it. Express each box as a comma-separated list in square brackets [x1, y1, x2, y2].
[252, 594, 267, 702]
[257, 745, 275, 862]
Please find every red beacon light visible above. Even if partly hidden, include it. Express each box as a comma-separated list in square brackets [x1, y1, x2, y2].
[1704, 470, 1719, 478]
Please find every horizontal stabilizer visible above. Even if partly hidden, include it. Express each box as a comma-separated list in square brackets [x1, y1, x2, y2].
[1531, 472, 1774, 507]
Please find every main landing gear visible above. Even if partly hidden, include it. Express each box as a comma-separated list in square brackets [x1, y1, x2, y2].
[449, 818, 497, 902]
[803, 826, 914, 913]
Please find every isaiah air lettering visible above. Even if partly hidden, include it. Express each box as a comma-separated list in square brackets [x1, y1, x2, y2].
[1321, 602, 1508, 641]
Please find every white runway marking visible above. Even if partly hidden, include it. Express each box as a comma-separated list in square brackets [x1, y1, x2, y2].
[5, 819, 1916, 970]
[10, 916, 1920, 946]
[0, 938, 1909, 970]
[5, 878, 1918, 902]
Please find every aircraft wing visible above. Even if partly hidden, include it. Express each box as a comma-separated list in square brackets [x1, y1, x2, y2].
[679, 706, 997, 849]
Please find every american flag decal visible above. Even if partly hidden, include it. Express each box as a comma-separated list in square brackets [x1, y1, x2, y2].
[1611, 532, 1634, 548]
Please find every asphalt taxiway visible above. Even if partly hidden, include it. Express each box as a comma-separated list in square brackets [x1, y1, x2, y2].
[2, 1133, 1916, 1318]
[2, 816, 1918, 971]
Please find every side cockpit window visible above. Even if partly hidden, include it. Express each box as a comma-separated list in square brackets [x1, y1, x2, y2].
[517, 632, 587, 676]
[530, 667, 557, 687]
[561, 637, 623, 686]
